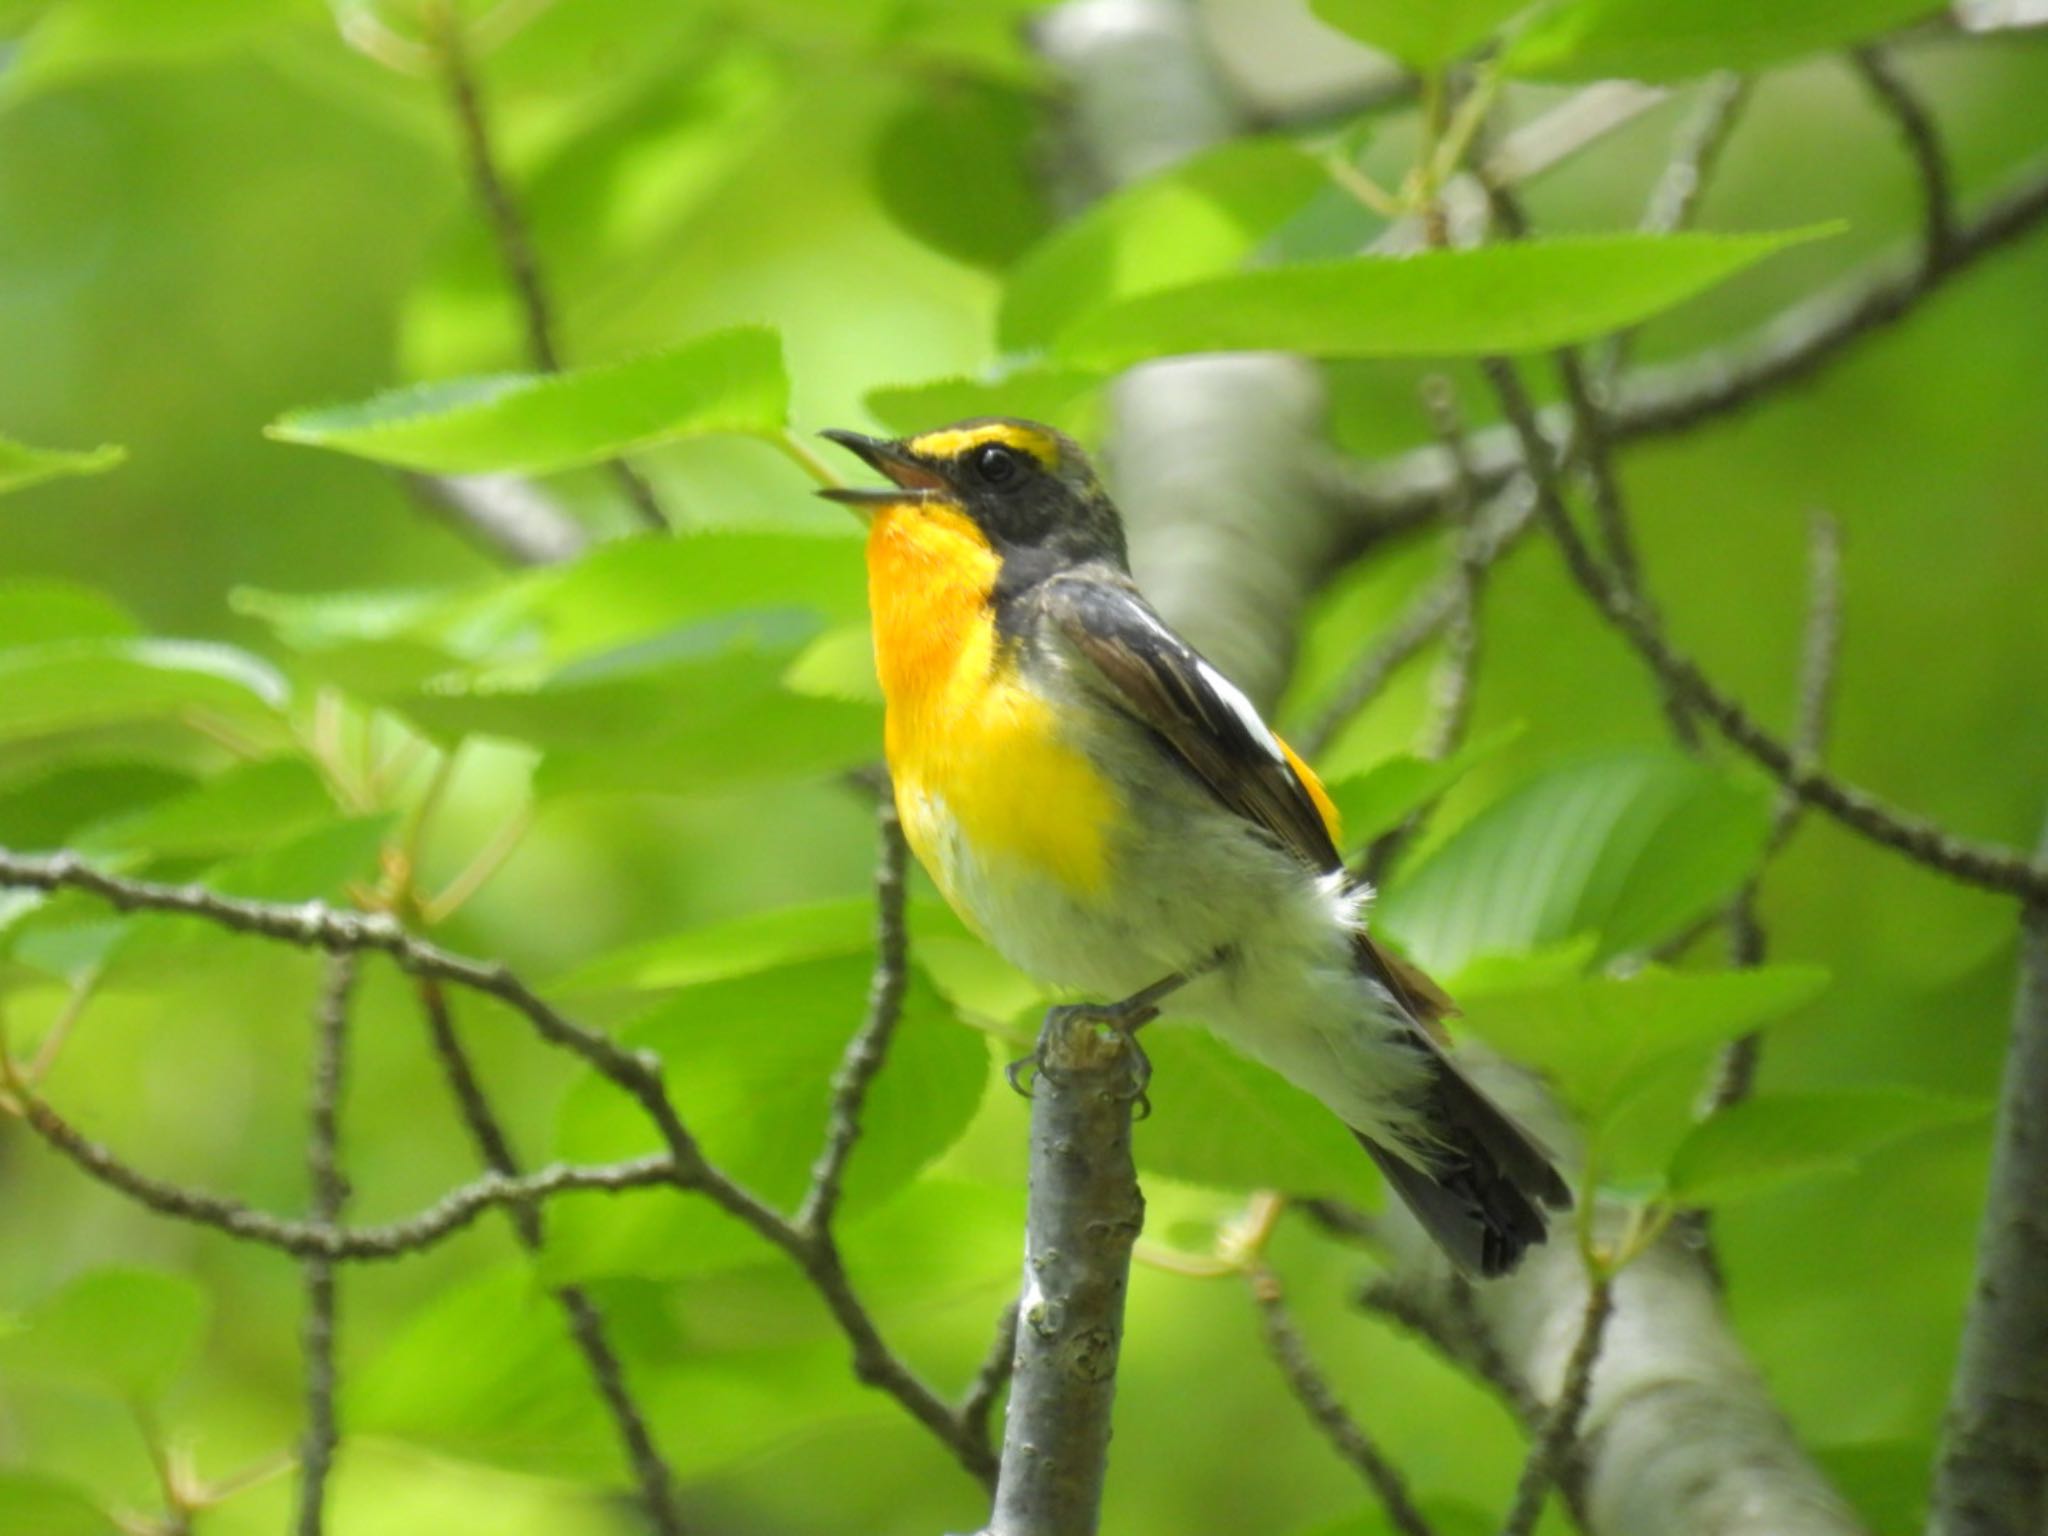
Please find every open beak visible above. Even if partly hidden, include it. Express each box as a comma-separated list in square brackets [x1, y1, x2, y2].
[816, 429, 947, 514]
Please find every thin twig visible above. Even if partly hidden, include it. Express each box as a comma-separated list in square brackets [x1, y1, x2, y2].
[798, 801, 911, 1234]
[402, 473, 588, 567]
[959, 1299, 1021, 1456]
[1498, 1275, 1614, 1536]
[417, 979, 685, 1535]
[1323, 157, 2048, 542]
[426, 2, 668, 533]
[1472, 364, 2048, 904]
[296, 954, 357, 1536]
[1850, 47, 1958, 267]
[1250, 1264, 1437, 1536]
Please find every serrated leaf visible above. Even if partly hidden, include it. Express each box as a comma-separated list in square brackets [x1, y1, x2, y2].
[1049, 228, 1834, 369]
[0, 1266, 207, 1401]
[0, 1473, 119, 1536]
[1322, 724, 1522, 853]
[0, 434, 126, 495]
[0, 639, 290, 746]
[545, 956, 984, 1280]
[1506, 0, 1938, 81]
[1310, 0, 1537, 69]
[875, 77, 1051, 269]
[1378, 751, 1773, 974]
[1135, 1028, 1371, 1195]
[1456, 965, 1830, 1122]
[1001, 138, 1327, 352]
[1668, 1089, 1990, 1206]
[268, 326, 787, 475]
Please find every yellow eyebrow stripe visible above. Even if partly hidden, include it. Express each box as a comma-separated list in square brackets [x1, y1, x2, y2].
[906, 422, 1059, 467]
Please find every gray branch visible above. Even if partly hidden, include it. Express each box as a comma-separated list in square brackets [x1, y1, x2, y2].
[984, 1010, 1146, 1536]
[1927, 820, 2048, 1536]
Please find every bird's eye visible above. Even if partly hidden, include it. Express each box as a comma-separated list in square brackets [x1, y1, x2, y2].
[971, 443, 1023, 488]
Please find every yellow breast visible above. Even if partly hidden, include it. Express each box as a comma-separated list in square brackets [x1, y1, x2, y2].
[866, 503, 1117, 904]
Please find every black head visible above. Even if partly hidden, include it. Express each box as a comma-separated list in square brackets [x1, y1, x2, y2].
[818, 417, 1129, 572]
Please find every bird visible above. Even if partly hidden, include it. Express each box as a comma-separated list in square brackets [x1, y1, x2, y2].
[819, 416, 1570, 1277]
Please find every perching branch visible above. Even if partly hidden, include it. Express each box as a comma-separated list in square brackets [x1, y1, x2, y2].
[425, 1, 668, 534]
[295, 953, 356, 1536]
[417, 979, 685, 1536]
[984, 1006, 1147, 1536]
[1927, 819, 2048, 1536]
[1249, 1263, 1437, 1536]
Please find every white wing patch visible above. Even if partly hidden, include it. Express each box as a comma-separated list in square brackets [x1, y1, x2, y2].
[1195, 657, 1286, 764]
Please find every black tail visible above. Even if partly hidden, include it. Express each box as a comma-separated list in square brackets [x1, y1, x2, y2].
[1357, 1043, 1573, 1279]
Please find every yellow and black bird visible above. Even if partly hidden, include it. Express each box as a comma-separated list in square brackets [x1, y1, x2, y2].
[821, 417, 1570, 1276]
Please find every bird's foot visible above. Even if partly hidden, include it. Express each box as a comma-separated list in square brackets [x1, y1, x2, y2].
[1005, 995, 1158, 1116]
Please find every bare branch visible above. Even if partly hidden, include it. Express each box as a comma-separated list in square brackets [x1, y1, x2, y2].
[1473, 362, 2048, 903]
[403, 472, 589, 567]
[798, 801, 911, 1234]
[1641, 74, 1752, 240]
[985, 1006, 1146, 1536]
[1250, 1264, 1437, 1536]
[960, 1300, 1021, 1455]
[425, 1, 668, 533]
[1323, 157, 2048, 540]
[417, 979, 685, 1535]
[1500, 1274, 1614, 1536]
[296, 954, 356, 1536]
[1928, 818, 2048, 1536]
[1850, 47, 1958, 265]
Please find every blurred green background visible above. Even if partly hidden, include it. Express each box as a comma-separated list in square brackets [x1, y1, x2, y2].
[1, 2, 2044, 1533]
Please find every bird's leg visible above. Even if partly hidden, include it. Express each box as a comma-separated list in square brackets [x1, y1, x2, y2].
[1005, 949, 1231, 1114]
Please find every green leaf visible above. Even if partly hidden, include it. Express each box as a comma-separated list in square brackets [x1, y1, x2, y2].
[1667, 1089, 1990, 1206]
[1456, 965, 1830, 1122]
[545, 955, 985, 1280]
[1, 0, 297, 104]
[268, 326, 788, 475]
[1377, 750, 1773, 974]
[874, 77, 1051, 270]
[0, 1474, 119, 1536]
[1310, 0, 1537, 69]
[864, 367, 1101, 438]
[1001, 139, 1327, 352]
[1049, 228, 1833, 369]
[76, 758, 336, 861]
[0, 1266, 208, 1401]
[0, 581, 138, 647]
[1135, 1028, 1371, 1195]
[0, 435, 126, 496]
[1506, 0, 1939, 82]
[0, 639, 290, 746]
[1322, 725, 1522, 852]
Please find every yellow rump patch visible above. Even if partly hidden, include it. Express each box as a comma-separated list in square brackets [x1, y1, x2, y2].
[906, 421, 1061, 468]
[1279, 736, 1342, 847]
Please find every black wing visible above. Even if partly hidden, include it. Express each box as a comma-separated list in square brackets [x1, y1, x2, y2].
[1038, 573, 1341, 875]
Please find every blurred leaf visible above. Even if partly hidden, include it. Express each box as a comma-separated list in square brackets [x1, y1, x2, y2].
[784, 622, 880, 703]
[76, 758, 335, 860]
[1813, 1438, 1933, 1536]
[1456, 965, 1830, 1122]
[0, 435, 125, 495]
[1135, 1028, 1371, 1195]
[1506, 0, 1938, 81]
[1321, 725, 1522, 852]
[0, 763, 194, 848]
[268, 326, 788, 475]
[1309, 0, 1536, 69]
[1001, 138, 1326, 352]
[546, 955, 984, 1280]
[0, 1266, 207, 1402]
[0, 1473, 118, 1536]
[864, 366, 1101, 437]
[0, 0, 300, 104]
[1667, 1089, 1989, 1206]
[0, 581, 137, 647]
[875, 77, 1050, 269]
[1049, 228, 1834, 368]
[0, 640, 290, 746]
[1377, 751, 1773, 975]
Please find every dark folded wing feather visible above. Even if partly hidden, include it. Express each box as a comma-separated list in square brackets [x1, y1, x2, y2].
[1039, 574, 1342, 876]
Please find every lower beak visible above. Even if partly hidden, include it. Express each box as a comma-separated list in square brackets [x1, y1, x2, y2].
[817, 429, 945, 512]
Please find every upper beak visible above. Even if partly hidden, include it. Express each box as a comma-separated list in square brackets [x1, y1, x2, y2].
[816, 429, 946, 511]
